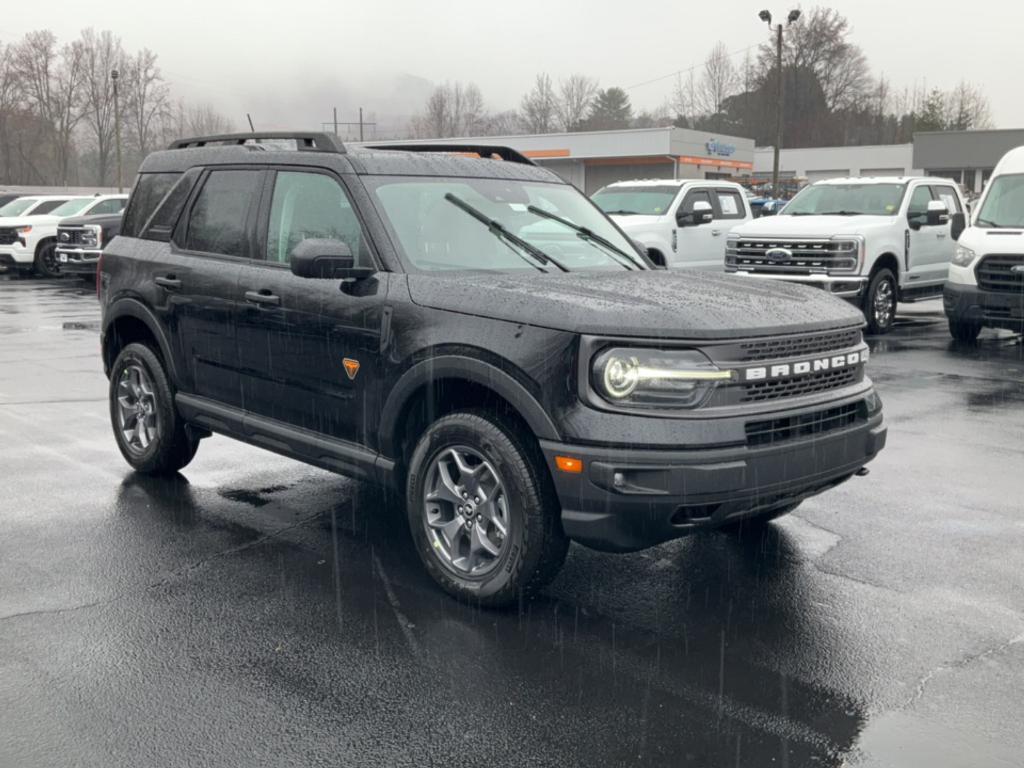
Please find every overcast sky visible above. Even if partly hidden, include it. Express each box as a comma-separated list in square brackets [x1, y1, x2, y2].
[6, 0, 1023, 136]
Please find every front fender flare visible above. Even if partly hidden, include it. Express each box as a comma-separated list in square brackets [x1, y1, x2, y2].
[378, 355, 561, 458]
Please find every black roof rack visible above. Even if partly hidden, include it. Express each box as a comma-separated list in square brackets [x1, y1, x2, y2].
[365, 143, 536, 166]
[168, 132, 346, 153]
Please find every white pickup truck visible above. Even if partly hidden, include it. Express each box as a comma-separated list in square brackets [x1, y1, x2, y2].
[592, 179, 753, 270]
[725, 177, 968, 334]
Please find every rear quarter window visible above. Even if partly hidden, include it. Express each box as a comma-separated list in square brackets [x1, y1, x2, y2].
[120, 173, 182, 238]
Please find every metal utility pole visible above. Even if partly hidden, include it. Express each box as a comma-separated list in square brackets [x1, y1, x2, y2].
[333, 107, 339, 136]
[359, 107, 364, 142]
[759, 9, 801, 199]
[112, 68, 123, 193]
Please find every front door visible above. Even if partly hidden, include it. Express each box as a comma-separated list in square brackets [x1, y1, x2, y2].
[236, 169, 388, 447]
[671, 188, 719, 270]
[905, 184, 947, 286]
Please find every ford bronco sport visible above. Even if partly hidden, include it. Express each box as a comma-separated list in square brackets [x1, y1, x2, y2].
[100, 132, 887, 606]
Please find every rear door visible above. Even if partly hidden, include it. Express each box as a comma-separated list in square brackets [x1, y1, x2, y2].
[236, 168, 388, 447]
[165, 167, 265, 405]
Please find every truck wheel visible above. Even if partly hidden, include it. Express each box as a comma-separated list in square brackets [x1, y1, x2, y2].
[406, 410, 569, 607]
[863, 268, 897, 335]
[948, 319, 982, 343]
[718, 503, 800, 535]
[33, 241, 61, 278]
[109, 342, 199, 475]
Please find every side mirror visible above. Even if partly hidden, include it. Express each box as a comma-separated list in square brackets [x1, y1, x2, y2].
[926, 200, 950, 227]
[760, 202, 779, 217]
[951, 212, 967, 241]
[677, 200, 714, 228]
[289, 239, 374, 280]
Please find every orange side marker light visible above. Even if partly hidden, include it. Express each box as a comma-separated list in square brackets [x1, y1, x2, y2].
[343, 358, 361, 380]
[555, 456, 584, 474]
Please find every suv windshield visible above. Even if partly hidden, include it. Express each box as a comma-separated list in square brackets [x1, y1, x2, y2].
[783, 183, 907, 216]
[975, 173, 1024, 228]
[0, 198, 39, 217]
[592, 185, 680, 216]
[370, 176, 642, 273]
[48, 198, 94, 217]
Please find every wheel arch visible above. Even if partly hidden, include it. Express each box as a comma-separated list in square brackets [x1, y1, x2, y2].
[871, 251, 901, 278]
[379, 356, 561, 467]
[102, 299, 179, 384]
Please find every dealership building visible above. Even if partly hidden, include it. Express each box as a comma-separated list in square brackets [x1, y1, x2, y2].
[367, 127, 755, 194]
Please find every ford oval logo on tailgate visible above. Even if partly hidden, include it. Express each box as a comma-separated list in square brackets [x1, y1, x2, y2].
[1011, 265, 1024, 274]
[765, 248, 792, 263]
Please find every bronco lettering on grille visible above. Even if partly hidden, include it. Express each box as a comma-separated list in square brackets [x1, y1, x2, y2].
[744, 348, 868, 382]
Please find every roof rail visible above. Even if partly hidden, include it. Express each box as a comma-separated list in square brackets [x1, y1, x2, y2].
[365, 143, 536, 166]
[168, 132, 346, 153]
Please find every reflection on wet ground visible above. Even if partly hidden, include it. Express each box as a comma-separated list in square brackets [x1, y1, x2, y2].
[1, 279, 1022, 767]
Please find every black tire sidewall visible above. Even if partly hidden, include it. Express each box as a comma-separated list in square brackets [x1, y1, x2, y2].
[34, 242, 59, 278]
[949, 319, 982, 343]
[406, 414, 544, 603]
[109, 343, 188, 474]
[864, 269, 896, 334]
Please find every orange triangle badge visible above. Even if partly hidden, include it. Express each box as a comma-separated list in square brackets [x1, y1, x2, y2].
[343, 358, 361, 380]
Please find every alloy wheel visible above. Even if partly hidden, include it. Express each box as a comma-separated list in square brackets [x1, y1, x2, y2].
[422, 446, 510, 576]
[873, 278, 895, 328]
[116, 363, 159, 452]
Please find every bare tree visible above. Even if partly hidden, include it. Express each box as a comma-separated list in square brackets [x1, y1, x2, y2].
[0, 42, 23, 182]
[481, 109, 522, 137]
[697, 42, 739, 124]
[945, 81, 992, 131]
[78, 29, 124, 185]
[556, 74, 598, 132]
[669, 70, 698, 127]
[123, 48, 169, 161]
[520, 74, 558, 134]
[410, 81, 487, 138]
[13, 30, 87, 184]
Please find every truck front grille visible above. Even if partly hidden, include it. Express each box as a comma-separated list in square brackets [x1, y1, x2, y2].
[57, 227, 86, 246]
[741, 367, 860, 403]
[738, 328, 862, 362]
[976, 255, 1024, 293]
[0, 228, 17, 246]
[745, 401, 865, 447]
[726, 238, 859, 273]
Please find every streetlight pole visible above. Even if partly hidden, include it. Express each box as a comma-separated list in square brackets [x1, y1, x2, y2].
[112, 68, 123, 193]
[759, 9, 801, 200]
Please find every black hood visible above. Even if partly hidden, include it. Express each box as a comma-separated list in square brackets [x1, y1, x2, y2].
[406, 270, 864, 339]
[58, 212, 123, 228]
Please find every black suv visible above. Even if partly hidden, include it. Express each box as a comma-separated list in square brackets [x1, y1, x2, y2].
[100, 132, 887, 605]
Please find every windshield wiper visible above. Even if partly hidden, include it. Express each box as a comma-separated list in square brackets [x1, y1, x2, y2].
[975, 217, 1006, 229]
[444, 193, 570, 273]
[819, 211, 861, 216]
[526, 205, 641, 271]
[603, 209, 639, 216]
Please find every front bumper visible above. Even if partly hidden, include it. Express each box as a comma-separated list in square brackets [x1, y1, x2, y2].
[541, 408, 886, 552]
[729, 271, 867, 298]
[56, 247, 102, 274]
[0, 244, 33, 267]
[944, 282, 1024, 331]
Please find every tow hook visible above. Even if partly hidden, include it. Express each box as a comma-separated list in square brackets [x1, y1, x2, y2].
[855, 467, 870, 477]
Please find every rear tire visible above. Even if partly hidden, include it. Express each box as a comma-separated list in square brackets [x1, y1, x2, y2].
[109, 342, 198, 475]
[948, 319, 982, 343]
[33, 241, 61, 278]
[406, 410, 569, 607]
[863, 268, 897, 335]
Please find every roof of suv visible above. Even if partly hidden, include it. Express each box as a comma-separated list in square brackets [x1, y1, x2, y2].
[601, 179, 743, 189]
[138, 133, 561, 184]
[992, 145, 1024, 175]
[812, 176, 930, 186]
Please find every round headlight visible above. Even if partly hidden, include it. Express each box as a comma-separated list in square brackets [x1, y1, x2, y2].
[602, 355, 640, 399]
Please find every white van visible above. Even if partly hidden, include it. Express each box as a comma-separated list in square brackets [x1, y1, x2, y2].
[944, 146, 1024, 341]
[592, 179, 753, 270]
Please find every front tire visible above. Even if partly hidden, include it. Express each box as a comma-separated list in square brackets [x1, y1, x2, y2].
[948, 318, 982, 343]
[406, 410, 569, 606]
[863, 268, 897, 335]
[33, 241, 61, 278]
[109, 343, 198, 475]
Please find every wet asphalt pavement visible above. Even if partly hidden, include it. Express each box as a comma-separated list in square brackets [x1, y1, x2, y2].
[1, 277, 1022, 768]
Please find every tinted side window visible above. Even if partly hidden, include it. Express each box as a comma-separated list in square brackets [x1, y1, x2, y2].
[931, 185, 962, 213]
[31, 200, 69, 215]
[715, 190, 745, 219]
[265, 171, 369, 264]
[184, 170, 261, 258]
[907, 185, 933, 217]
[144, 169, 202, 241]
[90, 198, 125, 215]
[121, 173, 181, 237]
[681, 189, 713, 214]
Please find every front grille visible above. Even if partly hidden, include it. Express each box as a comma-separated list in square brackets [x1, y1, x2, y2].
[726, 238, 860, 273]
[976, 255, 1024, 293]
[0, 227, 17, 246]
[745, 402, 865, 447]
[738, 328, 861, 362]
[741, 366, 860, 403]
[57, 227, 86, 246]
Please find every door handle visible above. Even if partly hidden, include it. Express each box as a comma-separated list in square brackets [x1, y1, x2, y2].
[154, 275, 181, 290]
[711, 230, 723, 236]
[937, 233, 947, 239]
[244, 290, 280, 307]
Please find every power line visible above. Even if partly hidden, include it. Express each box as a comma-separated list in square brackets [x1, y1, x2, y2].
[623, 44, 759, 92]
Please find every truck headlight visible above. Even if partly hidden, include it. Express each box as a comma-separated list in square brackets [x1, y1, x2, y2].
[15, 226, 32, 235]
[952, 246, 976, 267]
[592, 348, 734, 409]
[81, 225, 102, 248]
